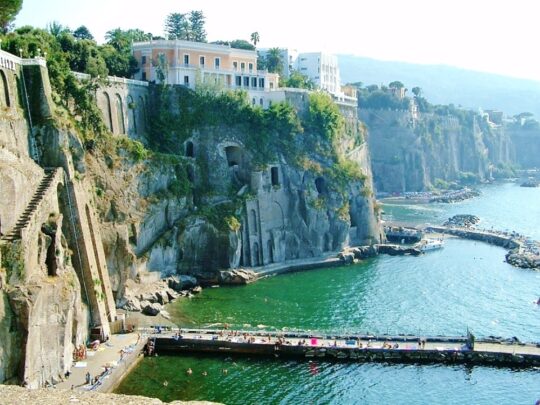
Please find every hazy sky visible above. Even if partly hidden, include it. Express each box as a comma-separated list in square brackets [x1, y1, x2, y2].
[15, 0, 540, 81]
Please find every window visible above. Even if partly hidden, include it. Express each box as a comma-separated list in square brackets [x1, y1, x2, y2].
[248, 63, 253, 72]
[233, 61, 238, 70]
[142, 71, 147, 81]
[199, 56, 205, 67]
[259, 98, 263, 106]
[251, 77, 257, 87]
[252, 97, 256, 105]
[214, 57, 220, 69]
[184, 75, 189, 85]
[243, 77, 249, 87]
[270, 82, 274, 89]
[141, 56, 147, 65]
[259, 78, 265, 88]
[184, 54, 189, 65]
[241, 62, 245, 71]
[235, 76, 242, 86]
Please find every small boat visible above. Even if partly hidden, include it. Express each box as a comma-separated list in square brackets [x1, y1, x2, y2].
[419, 239, 444, 252]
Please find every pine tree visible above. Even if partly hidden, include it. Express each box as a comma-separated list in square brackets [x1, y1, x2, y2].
[189, 10, 206, 42]
[164, 13, 188, 40]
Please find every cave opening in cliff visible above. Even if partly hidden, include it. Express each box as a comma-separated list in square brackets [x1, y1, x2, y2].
[225, 145, 242, 167]
[315, 177, 327, 194]
[41, 222, 58, 277]
[185, 141, 194, 157]
[271, 167, 279, 186]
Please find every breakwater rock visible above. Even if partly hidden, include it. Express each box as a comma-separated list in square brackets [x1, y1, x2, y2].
[429, 188, 481, 203]
[426, 226, 540, 270]
[443, 214, 480, 228]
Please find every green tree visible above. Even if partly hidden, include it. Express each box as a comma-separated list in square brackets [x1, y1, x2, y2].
[73, 25, 94, 41]
[229, 39, 255, 50]
[250, 31, 260, 46]
[411, 86, 422, 97]
[388, 80, 405, 89]
[102, 28, 142, 77]
[265, 47, 283, 74]
[282, 70, 315, 89]
[0, 0, 22, 33]
[189, 10, 206, 42]
[47, 21, 70, 38]
[164, 12, 189, 40]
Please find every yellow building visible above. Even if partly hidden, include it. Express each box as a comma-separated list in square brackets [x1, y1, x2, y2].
[132, 40, 279, 91]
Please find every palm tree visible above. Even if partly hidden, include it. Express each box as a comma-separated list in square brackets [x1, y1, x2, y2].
[265, 47, 283, 75]
[250, 32, 260, 47]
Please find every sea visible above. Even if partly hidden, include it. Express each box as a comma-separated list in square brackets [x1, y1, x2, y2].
[116, 182, 540, 404]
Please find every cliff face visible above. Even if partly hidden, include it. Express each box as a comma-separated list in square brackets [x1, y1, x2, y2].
[0, 50, 383, 387]
[85, 87, 383, 292]
[361, 109, 514, 192]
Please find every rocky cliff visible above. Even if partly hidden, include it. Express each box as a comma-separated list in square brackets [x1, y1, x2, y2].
[361, 108, 515, 192]
[0, 51, 382, 387]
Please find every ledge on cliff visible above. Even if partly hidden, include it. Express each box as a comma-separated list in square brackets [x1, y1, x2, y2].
[0, 385, 221, 405]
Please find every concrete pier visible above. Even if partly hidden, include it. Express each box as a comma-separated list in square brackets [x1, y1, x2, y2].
[150, 328, 540, 368]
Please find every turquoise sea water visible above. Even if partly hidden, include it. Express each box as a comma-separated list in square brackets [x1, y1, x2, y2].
[116, 182, 540, 404]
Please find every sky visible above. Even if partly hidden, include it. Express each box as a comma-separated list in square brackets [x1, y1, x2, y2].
[14, 0, 540, 81]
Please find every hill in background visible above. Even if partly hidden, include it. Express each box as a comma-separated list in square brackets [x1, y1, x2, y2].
[338, 55, 540, 118]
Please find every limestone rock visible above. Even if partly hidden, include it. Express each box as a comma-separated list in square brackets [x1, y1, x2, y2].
[218, 269, 258, 285]
[141, 301, 162, 316]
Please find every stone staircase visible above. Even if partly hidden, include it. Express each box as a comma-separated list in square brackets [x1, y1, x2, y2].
[1, 168, 59, 242]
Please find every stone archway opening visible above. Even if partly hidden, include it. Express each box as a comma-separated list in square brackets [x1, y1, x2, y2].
[252, 242, 260, 266]
[0, 70, 10, 107]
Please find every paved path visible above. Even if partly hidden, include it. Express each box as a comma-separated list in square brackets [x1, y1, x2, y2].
[56, 333, 142, 392]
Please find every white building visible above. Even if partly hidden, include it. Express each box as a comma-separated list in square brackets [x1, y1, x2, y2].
[296, 52, 341, 96]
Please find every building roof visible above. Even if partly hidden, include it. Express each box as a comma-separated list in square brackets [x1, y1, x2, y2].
[132, 40, 257, 58]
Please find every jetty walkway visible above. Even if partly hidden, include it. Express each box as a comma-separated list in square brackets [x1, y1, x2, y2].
[425, 225, 540, 269]
[148, 328, 540, 368]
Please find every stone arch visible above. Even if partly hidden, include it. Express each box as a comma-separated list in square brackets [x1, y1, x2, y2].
[103, 92, 113, 132]
[225, 145, 242, 167]
[185, 141, 194, 157]
[271, 202, 285, 229]
[267, 239, 274, 264]
[127, 95, 137, 134]
[315, 177, 327, 195]
[250, 209, 258, 234]
[115, 93, 125, 134]
[138, 96, 146, 130]
[252, 242, 260, 266]
[0, 70, 10, 107]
